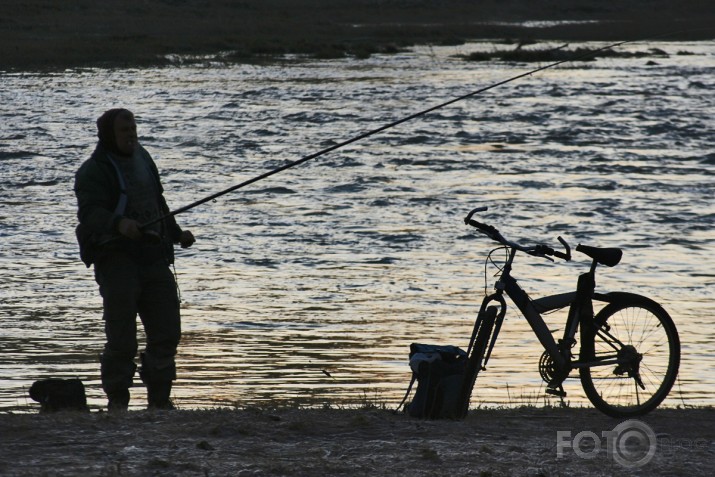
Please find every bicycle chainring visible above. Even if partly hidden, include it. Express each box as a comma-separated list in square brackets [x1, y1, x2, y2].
[539, 351, 559, 385]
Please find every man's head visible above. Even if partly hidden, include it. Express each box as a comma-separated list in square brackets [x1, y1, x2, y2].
[97, 108, 138, 156]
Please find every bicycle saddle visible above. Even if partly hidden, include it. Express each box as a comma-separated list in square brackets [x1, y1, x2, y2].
[576, 244, 623, 267]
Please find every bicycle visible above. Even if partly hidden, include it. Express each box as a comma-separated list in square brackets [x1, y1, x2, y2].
[459, 206, 680, 418]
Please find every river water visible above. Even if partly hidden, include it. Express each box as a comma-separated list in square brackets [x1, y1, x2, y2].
[1, 41, 713, 412]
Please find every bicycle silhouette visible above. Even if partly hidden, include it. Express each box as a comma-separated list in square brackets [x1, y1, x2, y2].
[460, 206, 680, 417]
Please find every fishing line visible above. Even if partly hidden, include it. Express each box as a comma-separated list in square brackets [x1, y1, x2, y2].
[141, 29, 707, 229]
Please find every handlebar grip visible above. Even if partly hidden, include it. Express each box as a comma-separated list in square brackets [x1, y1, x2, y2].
[464, 206, 488, 224]
[535, 239, 571, 261]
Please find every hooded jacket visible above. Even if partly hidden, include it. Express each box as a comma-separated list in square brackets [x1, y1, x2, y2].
[74, 142, 183, 267]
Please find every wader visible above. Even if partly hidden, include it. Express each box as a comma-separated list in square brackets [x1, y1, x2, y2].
[94, 251, 180, 410]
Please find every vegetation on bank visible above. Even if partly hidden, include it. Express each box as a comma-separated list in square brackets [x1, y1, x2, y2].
[458, 44, 698, 63]
[2, 0, 713, 70]
[163, 41, 696, 67]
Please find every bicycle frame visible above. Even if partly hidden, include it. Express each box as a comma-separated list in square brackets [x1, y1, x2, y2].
[479, 247, 568, 372]
[479, 248, 651, 379]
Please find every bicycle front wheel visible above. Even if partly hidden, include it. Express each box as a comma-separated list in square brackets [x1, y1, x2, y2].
[580, 297, 680, 418]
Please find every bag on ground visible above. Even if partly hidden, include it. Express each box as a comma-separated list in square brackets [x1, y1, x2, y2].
[29, 378, 89, 413]
[402, 343, 467, 419]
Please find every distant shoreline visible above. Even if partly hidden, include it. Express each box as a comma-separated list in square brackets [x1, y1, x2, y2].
[2, 0, 714, 71]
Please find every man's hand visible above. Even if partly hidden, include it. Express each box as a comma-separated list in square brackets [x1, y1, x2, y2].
[117, 218, 143, 240]
[179, 230, 195, 249]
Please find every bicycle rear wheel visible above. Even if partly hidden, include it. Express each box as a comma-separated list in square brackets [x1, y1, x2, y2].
[458, 305, 497, 418]
[580, 297, 680, 418]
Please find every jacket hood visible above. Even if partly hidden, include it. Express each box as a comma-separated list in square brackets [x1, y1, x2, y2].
[96, 108, 133, 156]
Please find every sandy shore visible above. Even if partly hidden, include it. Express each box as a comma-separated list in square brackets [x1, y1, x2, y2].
[2, 0, 714, 70]
[0, 407, 713, 476]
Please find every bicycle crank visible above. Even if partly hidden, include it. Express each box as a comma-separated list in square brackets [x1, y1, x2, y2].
[539, 351, 569, 389]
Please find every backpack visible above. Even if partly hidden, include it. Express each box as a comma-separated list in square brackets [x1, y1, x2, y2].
[29, 378, 89, 413]
[399, 343, 468, 419]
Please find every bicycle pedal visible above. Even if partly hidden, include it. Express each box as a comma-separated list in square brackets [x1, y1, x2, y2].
[545, 388, 567, 398]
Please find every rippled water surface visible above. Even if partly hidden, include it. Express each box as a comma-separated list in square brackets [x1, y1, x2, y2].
[1, 41, 714, 412]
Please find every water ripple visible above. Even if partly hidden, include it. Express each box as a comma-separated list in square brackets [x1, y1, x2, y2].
[1, 41, 713, 412]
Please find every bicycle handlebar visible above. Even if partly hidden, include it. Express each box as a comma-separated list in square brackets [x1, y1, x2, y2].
[464, 206, 572, 261]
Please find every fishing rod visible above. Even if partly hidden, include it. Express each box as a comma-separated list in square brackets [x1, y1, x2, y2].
[141, 35, 665, 228]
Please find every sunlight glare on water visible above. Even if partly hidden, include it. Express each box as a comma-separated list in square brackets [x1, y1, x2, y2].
[0, 41, 713, 412]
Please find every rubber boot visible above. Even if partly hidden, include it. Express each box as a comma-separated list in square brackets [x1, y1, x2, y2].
[107, 389, 130, 412]
[100, 353, 136, 412]
[146, 381, 176, 410]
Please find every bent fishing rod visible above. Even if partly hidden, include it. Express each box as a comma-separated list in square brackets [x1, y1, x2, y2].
[140, 34, 683, 229]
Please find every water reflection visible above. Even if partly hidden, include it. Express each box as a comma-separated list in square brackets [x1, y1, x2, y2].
[1, 42, 713, 412]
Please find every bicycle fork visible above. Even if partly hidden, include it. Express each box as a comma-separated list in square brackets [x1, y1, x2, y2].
[467, 294, 507, 367]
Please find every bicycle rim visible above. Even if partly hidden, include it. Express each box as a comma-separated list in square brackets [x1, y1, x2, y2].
[580, 300, 680, 418]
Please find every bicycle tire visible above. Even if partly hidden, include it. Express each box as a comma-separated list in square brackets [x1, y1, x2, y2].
[579, 296, 680, 418]
[458, 305, 498, 418]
